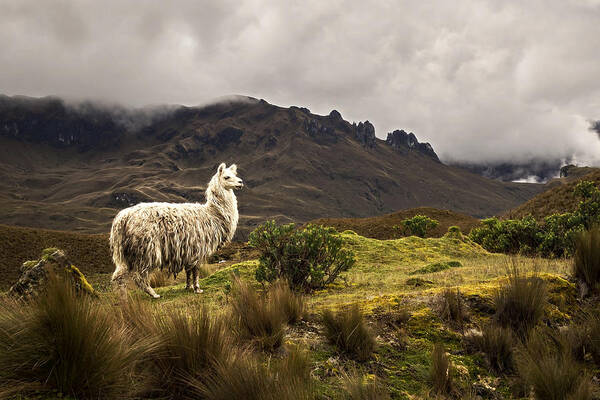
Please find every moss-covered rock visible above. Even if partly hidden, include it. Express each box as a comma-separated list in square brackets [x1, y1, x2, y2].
[8, 248, 95, 300]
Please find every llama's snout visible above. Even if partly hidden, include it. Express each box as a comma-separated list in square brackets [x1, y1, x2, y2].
[234, 178, 244, 189]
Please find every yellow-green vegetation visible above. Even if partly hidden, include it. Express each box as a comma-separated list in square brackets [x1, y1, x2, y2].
[2, 231, 587, 399]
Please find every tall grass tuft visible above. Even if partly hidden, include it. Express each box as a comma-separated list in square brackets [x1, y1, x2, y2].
[467, 324, 514, 373]
[516, 330, 593, 400]
[269, 279, 305, 324]
[493, 262, 547, 339]
[429, 343, 454, 396]
[137, 304, 235, 398]
[322, 305, 376, 362]
[341, 370, 390, 400]
[195, 346, 314, 400]
[0, 274, 147, 399]
[229, 277, 285, 351]
[573, 227, 600, 295]
[439, 288, 467, 331]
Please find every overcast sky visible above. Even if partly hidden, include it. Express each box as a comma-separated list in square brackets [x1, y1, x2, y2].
[1, 0, 599, 165]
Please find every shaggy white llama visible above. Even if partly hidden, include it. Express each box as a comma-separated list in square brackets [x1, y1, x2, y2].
[110, 163, 243, 298]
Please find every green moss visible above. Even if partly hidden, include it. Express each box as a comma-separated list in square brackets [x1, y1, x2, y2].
[65, 264, 95, 296]
[41, 247, 60, 261]
[409, 260, 463, 275]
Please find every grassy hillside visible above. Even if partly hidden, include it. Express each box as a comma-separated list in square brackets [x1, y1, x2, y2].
[309, 207, 480, 239]
[505, 169, 600, 220]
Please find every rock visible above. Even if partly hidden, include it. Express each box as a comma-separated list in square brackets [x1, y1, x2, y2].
[352, 120, 376, 147]
[303, 119, 337, 144]
[9, 248, 95, 300]
[385, 129, 440, 162]
[328, 109, 342, 121]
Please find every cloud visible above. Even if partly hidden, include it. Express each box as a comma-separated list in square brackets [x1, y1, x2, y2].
[0, 0, 599, 165]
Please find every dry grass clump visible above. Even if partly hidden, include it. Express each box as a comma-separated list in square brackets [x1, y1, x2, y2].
[322, 305, 376, 362]
[148, 269, 172, 288]
[195, 346, 314, 400]
[439, 288, 467, 331]
[466, 324, 514, 373]
[229, 277, 285, 351]
[429, 343, 454, 397]
[516, 330, 593, 400]
[573, 227, 600, 295]
[269, 279, 306, 324]
[493, 263, 547, 339]
[341, 370, 390, 400]
[0, 275, 147, 399]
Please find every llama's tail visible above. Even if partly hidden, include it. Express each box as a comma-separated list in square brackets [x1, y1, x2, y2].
[110, 212, 129, 284]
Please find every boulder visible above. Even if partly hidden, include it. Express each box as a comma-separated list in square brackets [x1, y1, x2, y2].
[385, 129, 440, 162]
[9, 248, 95, 300]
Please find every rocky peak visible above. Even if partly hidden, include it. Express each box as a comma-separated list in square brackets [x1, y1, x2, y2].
[352, 120, 376, 148]
[328, 109, 342, 121]
[386, 129, 440, 162]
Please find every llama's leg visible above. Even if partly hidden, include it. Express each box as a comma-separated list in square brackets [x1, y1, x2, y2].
[133, 270, 161, 299]
[185, 268, 193, 291]
[192, 266, 203, 294]
[111, 263, 129, 299]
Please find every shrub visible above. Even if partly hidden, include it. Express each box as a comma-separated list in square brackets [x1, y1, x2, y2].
[249, 221, 355, 291]
[341, 370, 390, 400]
[429, 343, 454, 396]
[467, 325, 514, 373]
[401, 215, 439, 238]
[469, 216, 541, 255]
[0, 275, 147, 399]
[322, 305, 376, 362]
[572, 227, 600, 295]
[516, 330, 593, 400]
[229, 277, 285, 351]
[269, 279, 305, 324]
[493, 264, 547, 339]
[439, 288, 467, 330]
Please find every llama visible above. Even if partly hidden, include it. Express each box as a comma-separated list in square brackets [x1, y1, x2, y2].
[110, 163, 243, 298]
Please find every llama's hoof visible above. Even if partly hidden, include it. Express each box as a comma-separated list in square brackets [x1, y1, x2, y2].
[194, 288, 204, 294]
[152, 294, 161, 299]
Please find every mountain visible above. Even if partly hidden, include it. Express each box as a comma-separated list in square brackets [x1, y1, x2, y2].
[0, 95, 544, 238]
[449, 159, 565, 183]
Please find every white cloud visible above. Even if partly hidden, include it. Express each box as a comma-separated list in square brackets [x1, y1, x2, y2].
[0, 0, 598, 164]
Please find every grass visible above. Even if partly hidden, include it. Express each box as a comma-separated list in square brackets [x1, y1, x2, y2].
[269, 279, 306, 324]
[229, 276, 286, 351]
[0, 274, 147, 399]
[322, 304, 376, 362]
[516, 330, 594, 400]
[439, 288, 467, 331]
[466, 324, 514, 373]
[573, 227, 600, 295]
[1, 229, 580, 399]
[341, 370, 390, 400]
[493, 262, 548, 339]
[429, 343, 454, 397]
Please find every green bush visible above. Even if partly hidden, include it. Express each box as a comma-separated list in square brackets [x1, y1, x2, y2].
[469, 181, 600, 257]
[249, 221, 355, 291]
[401, 215, 439, 237]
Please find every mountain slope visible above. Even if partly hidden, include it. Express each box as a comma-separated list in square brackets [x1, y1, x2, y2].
[0, 95, 543, 237]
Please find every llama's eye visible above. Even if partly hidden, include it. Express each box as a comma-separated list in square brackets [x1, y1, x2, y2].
[224, 176, 230, 180]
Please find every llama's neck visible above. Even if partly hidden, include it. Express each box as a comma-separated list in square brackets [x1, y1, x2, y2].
[205, 183, 239, 243]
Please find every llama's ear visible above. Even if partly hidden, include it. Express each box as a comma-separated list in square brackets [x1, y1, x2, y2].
[229, 164, 237, 173]
[218, 163, 226, 175]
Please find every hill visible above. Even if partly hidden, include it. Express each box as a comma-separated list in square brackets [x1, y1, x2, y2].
[0, 224, 111, 290]
[0, 95, 543, 238]
[504, 168, 600, 220]
[309, 207, 480, 239]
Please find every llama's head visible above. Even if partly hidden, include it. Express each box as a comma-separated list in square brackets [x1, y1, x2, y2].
[216, 163, 243, 190]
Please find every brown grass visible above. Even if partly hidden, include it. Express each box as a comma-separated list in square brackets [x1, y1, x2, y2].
[269, 279, 306, 324]
[429, 343, 454, 397]
[322, 305, 376, 362]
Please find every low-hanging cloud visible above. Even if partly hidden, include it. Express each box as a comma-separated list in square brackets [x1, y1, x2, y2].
[1, 0, 599, 165]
